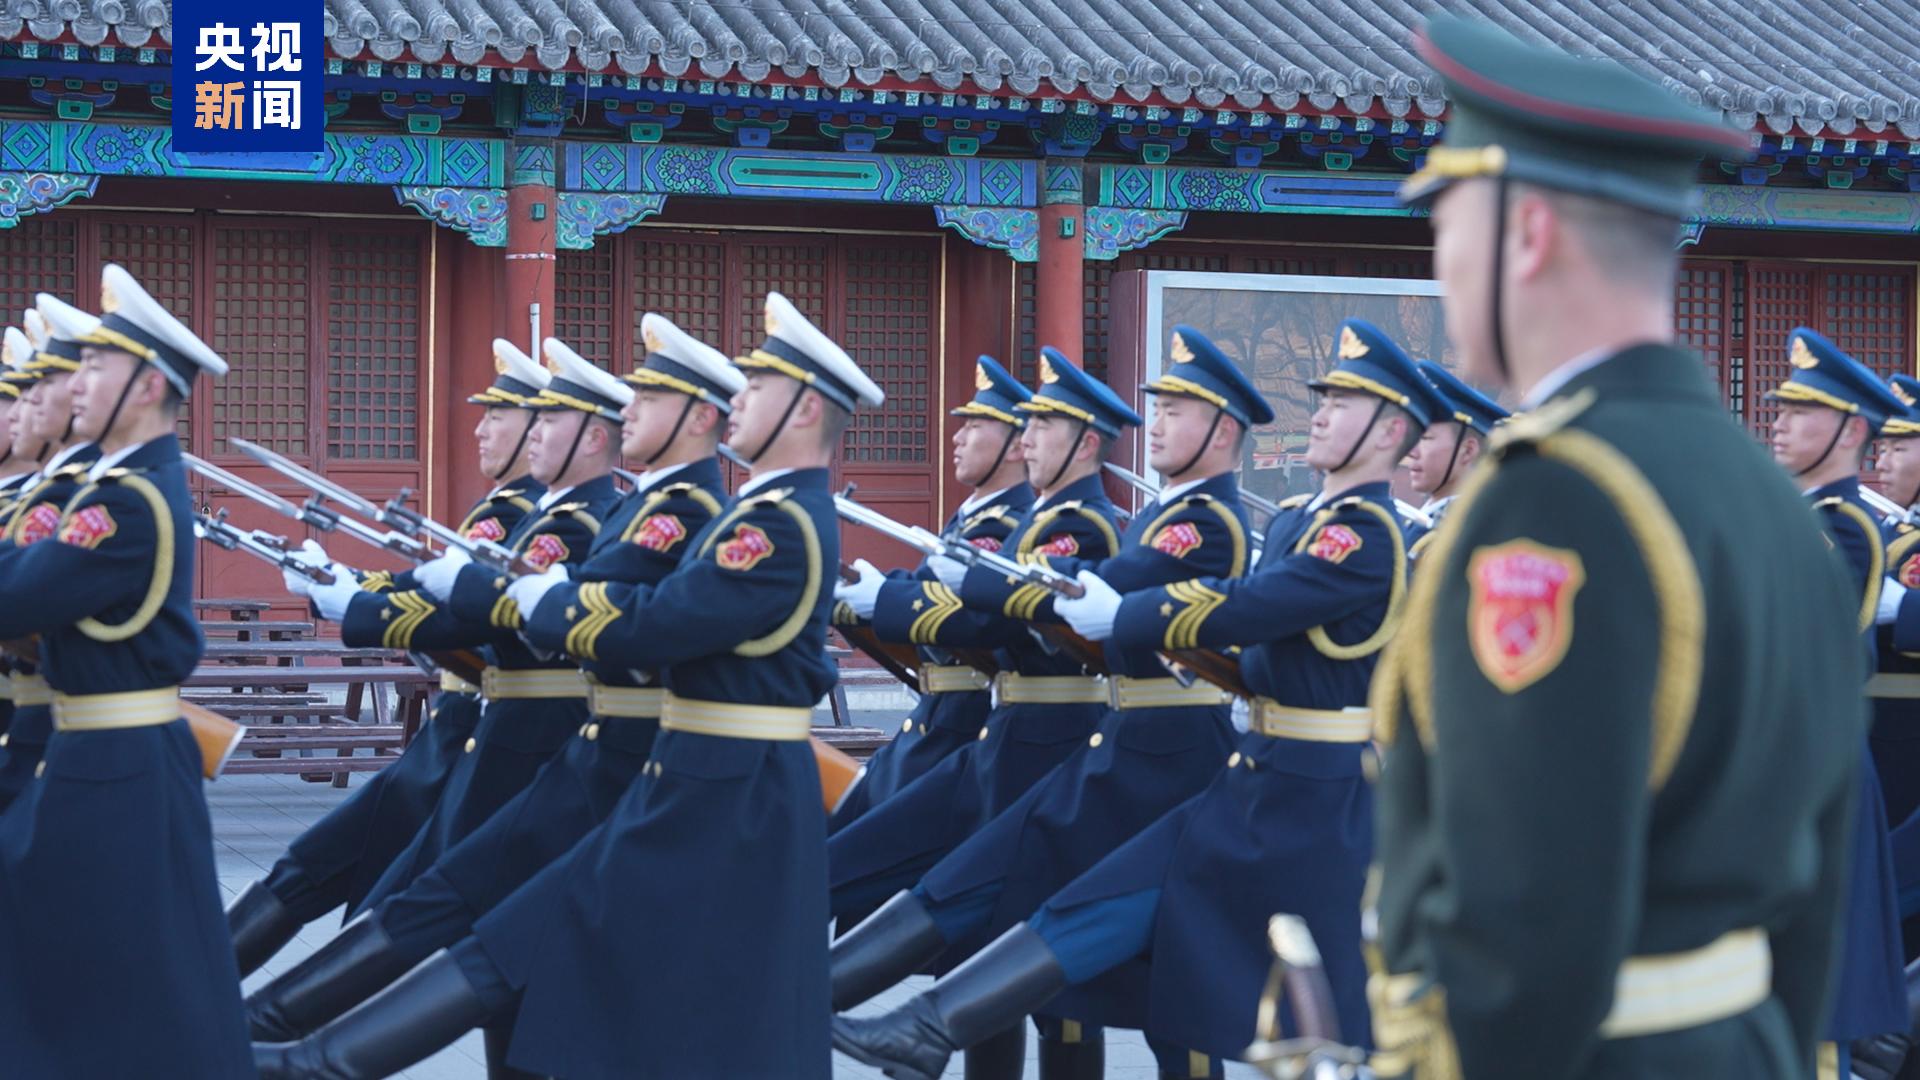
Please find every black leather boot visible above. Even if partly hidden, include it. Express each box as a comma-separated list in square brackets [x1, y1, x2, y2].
[833, 924, 1067, 1080]
[1856, 1032, 1913, 1080]
[229, 880, 304, 978]
[1038, 1029, 1104, 1080]
[253, 951, 491, 1080]
[963, 1022, 1026, 1080]
[247, 915, 415, 1041]
[483, 1024, 542, 1080]
[830, 890, 948, 1011]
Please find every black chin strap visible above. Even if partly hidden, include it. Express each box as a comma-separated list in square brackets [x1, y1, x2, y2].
[95, 362, 147, 450]
[553, 411, 597, 482]
[492, 410, 537, 481]
[1042, 419, 1090, 494]
[1433, 423, 1468, 493]
[1170, 406, 1225, 482]
[985, 422, 1020, 479]
[1330, 398, 1388, 475]
[1795, 413, 1850, 478]
[1489, 177, 1512, 382]
[746, 382, 809, 465]
[644, 397, 699, 466]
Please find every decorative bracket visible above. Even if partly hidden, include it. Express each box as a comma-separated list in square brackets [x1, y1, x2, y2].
[558, 192, 667, 250]
[393, 185, 508, 247]
[1676, 223, 1705, 249]
[935, 205, 1038, 262]
[1082, 207, 1187, 260]
[0, 171, 97, 227]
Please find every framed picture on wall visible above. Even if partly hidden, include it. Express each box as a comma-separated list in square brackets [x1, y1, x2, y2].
[1110, 270, 1455, 510]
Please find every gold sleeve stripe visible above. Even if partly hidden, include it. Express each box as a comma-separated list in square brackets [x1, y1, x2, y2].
[565, 582, 624, 661]
[490, 593, 523, 630]
[909, 582, 965, 644]
[383, 591, 437, 650]
[1162, 580, 1227, 650]
[359, 570, 396, 594]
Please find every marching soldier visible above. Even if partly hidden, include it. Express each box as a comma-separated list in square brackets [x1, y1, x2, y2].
[830, 353, 1033, 831]
[224, 339, 550, 976]
[1368, 17, 1860, 1080]
[0, 330, 29, 744]
[828, 347, 1132, 1076]
[829, 325, 1265, 1079]
[0, 294, 107, 807]
[255, 292, 881, 1080]
[0, 263, 252, 1076]
[834, 318, 1435, 1080]
[314, 338, 624, 918]
[1765, 331, 1909, 1074]
[1406, 359, 1507, 557]
[238, 315, 738, 1062]
[1872, 376, 1920, 836]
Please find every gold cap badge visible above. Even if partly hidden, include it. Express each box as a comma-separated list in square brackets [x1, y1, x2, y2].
[1338, 326, 1369, 360]
[1789, 336, 1817, 370]
[975, 363, 991, 390]
[1895, 383, 1917, 408]
[1039, 355, 1059, 384]
[99, 278, 120, 314]
[1170, 333, 1194, 365]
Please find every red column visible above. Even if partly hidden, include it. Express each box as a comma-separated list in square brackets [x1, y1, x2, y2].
[1035, 161, 1084, 364]
[505, 139, 557, 356]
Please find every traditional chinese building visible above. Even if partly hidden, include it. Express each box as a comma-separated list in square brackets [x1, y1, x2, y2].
[0, 2, 1914, 596]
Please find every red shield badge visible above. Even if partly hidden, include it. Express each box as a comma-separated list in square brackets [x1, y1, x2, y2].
[465, 517, 507, 543]
[968, 536, 1002, 553]
[1038, 532, 1079, 558]
[1466, 540, 1587, 693]
[1901, 553, 1920, 590]
[57, 505, 118, 551]
[631, 514, 687, 553]
[1306, 524, 1361, 564]
[716, 523, 774, 571]
[521, 533, 570, 572]
[1150, 522, 1203, 558]
[14, 503, 60, 546]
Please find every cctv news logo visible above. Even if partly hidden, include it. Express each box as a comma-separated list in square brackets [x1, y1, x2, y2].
[172, 0, 323, 152]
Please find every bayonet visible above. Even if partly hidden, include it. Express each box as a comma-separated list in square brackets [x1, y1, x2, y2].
[186, 453, 430, 563]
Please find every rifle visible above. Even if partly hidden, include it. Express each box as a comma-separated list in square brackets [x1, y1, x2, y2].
[1103, 461, 1431, 530]
[1863, 485, 1916, 527]
[834, 561, 923, 689]
[833, 491, 1108, 673]
[228, 437, 555, 577]
[1242, 914, 1373, 1079]
[186, 453, 430, 565]
[187, 473, 491, 686]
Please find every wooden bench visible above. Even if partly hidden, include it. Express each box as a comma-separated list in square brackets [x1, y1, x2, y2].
[199, 641, 395, 665]
[190, 663, 433, 786]
[199, 619, 315, 643]
[812, 725, 891, 760]
[195, 598, 271, 622]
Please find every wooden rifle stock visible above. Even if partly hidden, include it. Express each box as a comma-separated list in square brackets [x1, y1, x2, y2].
[1161, 648, 1251, 699]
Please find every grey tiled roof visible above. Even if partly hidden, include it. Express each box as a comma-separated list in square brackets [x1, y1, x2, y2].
[6, 1, 1918, 136]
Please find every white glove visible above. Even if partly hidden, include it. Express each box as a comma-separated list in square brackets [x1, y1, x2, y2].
[1878, 578, 1908, 626]
[506, 562, 571, 621]
[415, 548, 471, 602]
[307, 575, 359, 622]
[1054, 570, 1121, 641]
[281, 539, 334, 597]
[834, 558, 885, 620]
[928, 553, 968, 590]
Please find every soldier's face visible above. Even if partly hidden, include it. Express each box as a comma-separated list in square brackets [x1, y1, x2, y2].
[1019, 415, 1081, 487]
[1146, 395, 1218, 478]
[1769, 403, 1848, 475]
[1405, 421, 1466, 493]
[68, 348, 143, 442]
[1431, 183, 1502, 387]
[473, 406, 527, 477]
[726, 373, 802, 458]
[27, 371, 75, 442]
[622, 389, 698, 462]
[525, 409, 588, 483]
[1881, 437, 1920, 504]
[1305, 389, 1379, 471]
[951, 417, 1018, 487]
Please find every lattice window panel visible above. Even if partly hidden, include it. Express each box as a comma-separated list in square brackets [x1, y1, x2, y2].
[1743, 266, 1814, 433]
[1082, 262, 1116, 381]
[1821, 269, 1912, 382]
[735, 241, 830, 359]
[1013, 262, 1038, 383]
[208, 227, 310, 455]
[1674, 262, 1730, 405]
[841, 244, 932, 464]
[630, 238, 727, 365]
[326, 232, 420, 461]
[95, 220, 197, 440]
[555, 247, 617, 366]
[1345, 253, 1434, 279]
[0, 217, 78, 323]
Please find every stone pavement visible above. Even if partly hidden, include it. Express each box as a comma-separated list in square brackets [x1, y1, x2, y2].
[212, 770, 1273, 1079]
